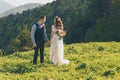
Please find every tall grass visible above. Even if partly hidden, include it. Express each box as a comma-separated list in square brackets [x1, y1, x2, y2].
[0, 42, 120, 80]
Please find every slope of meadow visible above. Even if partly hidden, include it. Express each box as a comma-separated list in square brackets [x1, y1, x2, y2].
[0, 42, 120, 80]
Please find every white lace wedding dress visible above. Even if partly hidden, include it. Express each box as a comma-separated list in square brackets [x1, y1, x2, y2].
[50, 25, 70, 64]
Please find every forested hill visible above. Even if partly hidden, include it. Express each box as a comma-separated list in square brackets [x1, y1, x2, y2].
[0, 0, 120, 54]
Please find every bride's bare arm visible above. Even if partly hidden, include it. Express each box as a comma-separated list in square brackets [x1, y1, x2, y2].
[50, 29, 53, 42]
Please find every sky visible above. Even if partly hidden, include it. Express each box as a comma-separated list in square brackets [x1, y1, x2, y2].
[3, 0, 54, 7]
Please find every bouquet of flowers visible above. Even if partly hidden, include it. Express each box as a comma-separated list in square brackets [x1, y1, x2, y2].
[55, 30, 66, 40]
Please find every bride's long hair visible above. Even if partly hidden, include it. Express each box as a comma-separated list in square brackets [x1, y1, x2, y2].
[54, 16, 64, 30]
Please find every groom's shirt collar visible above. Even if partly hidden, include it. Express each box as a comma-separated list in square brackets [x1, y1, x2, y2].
[37, 23, 45, 28]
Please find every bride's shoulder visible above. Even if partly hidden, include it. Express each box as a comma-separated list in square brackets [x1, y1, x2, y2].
[52, 25, 57, 30]
[51, 25, 55, 31]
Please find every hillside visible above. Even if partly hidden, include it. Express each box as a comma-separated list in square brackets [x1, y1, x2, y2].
[0, 42, 120, 80]
[0, 3, 42, 18]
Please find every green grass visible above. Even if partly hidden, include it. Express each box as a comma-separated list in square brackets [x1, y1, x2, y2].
[0, 42, 120, 80]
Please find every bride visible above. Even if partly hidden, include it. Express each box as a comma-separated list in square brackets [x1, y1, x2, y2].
[50, 16, 70, 65]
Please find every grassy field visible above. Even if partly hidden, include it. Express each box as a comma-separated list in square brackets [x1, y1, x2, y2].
[0, 42, 120, 80]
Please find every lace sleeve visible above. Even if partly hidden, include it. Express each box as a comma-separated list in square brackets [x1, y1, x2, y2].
[50, 25, 54, 41]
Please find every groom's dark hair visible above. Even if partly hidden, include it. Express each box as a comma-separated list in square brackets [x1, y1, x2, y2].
[40, 16, 46, 19]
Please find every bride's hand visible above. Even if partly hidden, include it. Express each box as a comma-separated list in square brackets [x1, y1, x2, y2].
[33, 43, 37, 48]
[61, 31, 66, 36]
[64, 31, 66, 35]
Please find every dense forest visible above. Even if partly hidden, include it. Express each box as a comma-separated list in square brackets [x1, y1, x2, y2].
[0, 0, 120, 54]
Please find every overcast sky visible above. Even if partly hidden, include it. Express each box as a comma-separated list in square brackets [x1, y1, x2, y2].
[3, 0, 54, 7]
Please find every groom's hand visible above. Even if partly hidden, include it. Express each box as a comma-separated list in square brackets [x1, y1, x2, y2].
[48, 41, 51, 45]
[32, 43, 37, 48]
[29, 43, 36, 50]
[49, 40, 51, 45]
[46, 41, 50, 47]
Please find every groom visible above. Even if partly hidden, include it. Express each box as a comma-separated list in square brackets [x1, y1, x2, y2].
[31, 16, 49, 64]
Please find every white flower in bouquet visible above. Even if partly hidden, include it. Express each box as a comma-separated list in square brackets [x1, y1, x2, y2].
[55, 30, 66, 40]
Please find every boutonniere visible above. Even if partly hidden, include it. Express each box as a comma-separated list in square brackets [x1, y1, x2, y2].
[41, 26, 45, 30]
